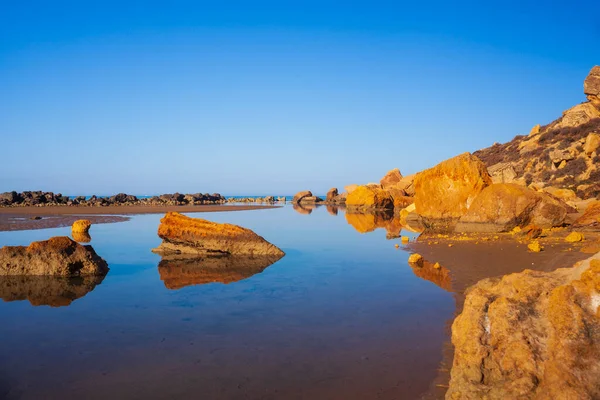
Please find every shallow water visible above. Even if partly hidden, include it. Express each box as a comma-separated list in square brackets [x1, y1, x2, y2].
[0, 205, 454, 400]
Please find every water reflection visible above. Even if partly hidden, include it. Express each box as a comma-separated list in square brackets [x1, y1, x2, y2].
[345, 210, 403, 239]
[72, 231, 92, 243]
[292, 203, 315, 215]
[157, 254, 284, 289]
[409, 260, 452, 292]
[0, 275, 105, 307]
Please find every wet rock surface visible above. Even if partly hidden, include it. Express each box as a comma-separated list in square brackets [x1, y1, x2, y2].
[152, 212, 285, 257]
[0, 236, 109, 276]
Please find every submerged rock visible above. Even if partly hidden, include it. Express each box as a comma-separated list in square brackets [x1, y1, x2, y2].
[152, 212, 285, 257]
[0, 275, 105, 307]
[447, 253, 600, 399]
[0, 237, 108, 276]
[157, 253, 284, 289]
[414, 153, 492, 231]
[455, 183, 568, 233]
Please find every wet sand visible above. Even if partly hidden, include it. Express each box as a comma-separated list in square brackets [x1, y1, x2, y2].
[0, 205, 279, 231]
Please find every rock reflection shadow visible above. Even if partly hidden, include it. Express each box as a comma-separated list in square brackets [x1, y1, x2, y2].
[292, 203, 315, 215]
[0, 275, 106, 307]
[72, 231, 92, 243]
[345, 210, 403, 238]
[157, 254, 284, 289]
[409, 260, 452, 292]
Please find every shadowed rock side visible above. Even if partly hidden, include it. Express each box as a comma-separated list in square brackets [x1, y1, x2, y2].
[157, 253, 284, 289]
[152, 212, 285, 257]
[414, 153, 492, 231]
[0, 236, 108, 276]
[0, 275, 105, 307]
[447, 253, 600, 399]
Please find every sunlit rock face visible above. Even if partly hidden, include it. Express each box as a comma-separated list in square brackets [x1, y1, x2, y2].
[0, 275, 105, 307]
[0, 236, 108, 276]
[345, 185, 394, 211]
[72, 231, 92, 243]
[152, 212, 284, 257]
[157, 253, 284, 290]
[447, 253, 600, 399]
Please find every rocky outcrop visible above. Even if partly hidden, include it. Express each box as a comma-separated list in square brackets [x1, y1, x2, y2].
[0, 237, 108, 276]
[447, 253, 600, 399]
[0, 275, 105, 307]
[72, 231, 92, 243]
[380, 168, 403, 189]
[345, 185, 394, 211]
[413, 153, 492, 230]
[0, 191, 228, 208]
[455, 183, 568, 233]
[326, 188, 338, 202]
[574, 200, 600, 230]
[152, 212, 285, 256]
[157, 253, 283, 289]
[584, 65, 600, 107]
[292, 191, 318, 204]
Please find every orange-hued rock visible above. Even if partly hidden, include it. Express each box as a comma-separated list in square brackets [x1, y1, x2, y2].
[455, 183, 568, 233]
[0, 275, 105, 307]
[325, 187, 338, 202]
[72, 219, 91, 233]
[152, 212, 284, 256]
[292, 190, 312, 204]
[380, 168, 403, 189]
[72, 231, 92, 243]
[157, 253, 283, 290]
[447, 253, 600, 399]
[574, 200, 600, 229]
[0, 236, 108, 276]
[345, 185, 394, 210]
[344, 184, 359, 194]
[414, 153, 492, 229]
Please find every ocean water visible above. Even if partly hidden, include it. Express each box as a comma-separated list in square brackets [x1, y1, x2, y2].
[0, 205, 454, 400]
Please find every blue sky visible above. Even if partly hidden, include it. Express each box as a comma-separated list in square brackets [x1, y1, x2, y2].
[1, 1, 599, 195]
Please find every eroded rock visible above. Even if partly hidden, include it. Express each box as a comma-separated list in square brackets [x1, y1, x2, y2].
[345, 185, 394, 211]
[447, 254, 600, 399]
[152, 212, 285, 257]
[0, 237, 108, 276]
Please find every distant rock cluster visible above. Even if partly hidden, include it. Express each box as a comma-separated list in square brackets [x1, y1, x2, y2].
[0, 191, 228, 207]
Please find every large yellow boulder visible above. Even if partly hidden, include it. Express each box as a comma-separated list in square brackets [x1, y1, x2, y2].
[413, 153, 492, 227]
[456, 183, 568, 232]
[72, 219, 92, 234]
[345, 185, 394, 210]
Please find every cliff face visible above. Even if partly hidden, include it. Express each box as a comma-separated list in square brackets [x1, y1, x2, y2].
[474, 66, 600, 200]
[447, 253, 600, 400]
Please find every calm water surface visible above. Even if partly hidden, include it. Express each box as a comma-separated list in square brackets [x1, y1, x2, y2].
[0, 206, 454, 400]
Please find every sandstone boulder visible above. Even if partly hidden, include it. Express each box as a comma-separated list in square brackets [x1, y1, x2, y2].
[487, 162, 517, 184]
[345, 185, 394, 211]
[379, 168, 403, 189]
[574, 200, 600, 230]
[72, 219, 91, 234]
[152, 212, 284, 256]
[455, 184, 568, 233]
[344, 184, 358, 194]
[447, 253, 600, 399]
[413, 153, 492, 230]
[326, 188, 338, 202]
[584, 132, 600, 156]
[584, 65, 600, 107]
[292, 190, 312, 204]
[0, 237, 108, 276]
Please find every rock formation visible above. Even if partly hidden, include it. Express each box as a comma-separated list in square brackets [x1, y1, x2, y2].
[455, 183, 568, 233]
[0, 275, 105, 307]
[0, 237, 108, 276]
[474, 66, 600, 200]
[345, 185, 394, 211]
[574, 200, 600, 230]
[413, 153, 492, 230]
[447, 253, 600, 399]
[292, 190, 313, 204]
[152, 212, 285, 257]
[72, 219, 91, 234]
[72, 231, 92, 243]
[157, 253, 283, 289]
[380, 168, 403, 188]
[326, 188, 338, 202]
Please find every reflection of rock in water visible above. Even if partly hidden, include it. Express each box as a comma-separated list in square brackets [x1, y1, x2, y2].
[409, 260, 452, 292]
[0, 275, 105, 307]
[158, 254, 284, 289]
[325, 204, 346, 216]
[292, 203, 315, 215]
[345, 210, 403, 238]
[72, 231, 92, 243]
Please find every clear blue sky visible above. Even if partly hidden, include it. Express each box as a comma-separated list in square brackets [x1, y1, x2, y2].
[1, 1, 599, 195]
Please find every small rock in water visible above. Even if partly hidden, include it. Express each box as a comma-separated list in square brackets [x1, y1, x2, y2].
[401, 236, 409, 244]
[394, 244, 399, 248]
[408, 253, 424, 267]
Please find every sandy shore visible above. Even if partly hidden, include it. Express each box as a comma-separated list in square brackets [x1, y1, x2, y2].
[0, 204, 279, 232]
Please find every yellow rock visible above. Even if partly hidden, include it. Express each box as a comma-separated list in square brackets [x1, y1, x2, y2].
[565, 232, 584, 243]
[72, 219, 92, 234]
[448, 244, 453, 247]
[401, 236, 409, 244]
[408, 253, 424, 267]
[511, 226, 522, 234]
[345, 185, 394, 210]
[433, 262, 441, 269]
[528, 241, 543, 252]
[529, 124, 541, 136]
[394, 244, 399, 248]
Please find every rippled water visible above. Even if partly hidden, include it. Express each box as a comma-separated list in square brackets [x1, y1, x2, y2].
[0, 205, 455, 400]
